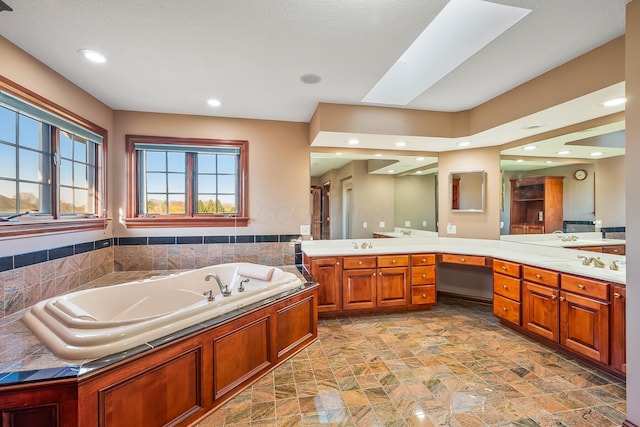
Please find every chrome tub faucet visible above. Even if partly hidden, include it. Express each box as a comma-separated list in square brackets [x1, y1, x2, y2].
[205, 272, 232, 296]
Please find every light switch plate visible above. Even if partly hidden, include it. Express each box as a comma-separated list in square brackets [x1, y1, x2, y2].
[379, 221, 385, 228]
[363, 221, 368, 228]
[447, 224, 457, 234]
[404, 221, 411, 227]
[300, 224, 310, 235]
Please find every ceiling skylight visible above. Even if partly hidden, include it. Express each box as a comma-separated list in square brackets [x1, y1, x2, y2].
[362, 0, 531, 106]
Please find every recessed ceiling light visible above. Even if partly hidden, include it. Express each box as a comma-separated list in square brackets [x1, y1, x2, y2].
[556, 150, 571, 155]
[457, 141, 471, 147]
[590, 151, 603, 156]
[516, 159, 524, 163]
[523, 145, 536, 151]
[207, 99, 221, 107]
[416, 171, 423, 174]
[416, 157, 425, 161]
[395, 141, 407, 147]
[522, 123, 544, 130]
[545, 161, 553, 164]
[348, 138, 359, 145]
[300, 73, 322, 84]
[388, 170, 395, 173]
[601, 97, 626, 107]
[362, 0, 530, 105]
[78, 49, 106, 63]
[336, 152, 343, 156]
[375, 153, 383, 157]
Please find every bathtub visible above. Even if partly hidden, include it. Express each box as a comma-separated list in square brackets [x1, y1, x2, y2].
[22, 263, 305, 360]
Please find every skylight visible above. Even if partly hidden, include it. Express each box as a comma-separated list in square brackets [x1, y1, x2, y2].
[362, 0, 531, 106]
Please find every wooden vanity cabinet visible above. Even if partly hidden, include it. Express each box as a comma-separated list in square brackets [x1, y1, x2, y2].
[522, 266, 560, 341]
[492, 259, 521, 325]
[410, 254, 436, 305]
[308, 256, 342, 312]
[342, 256, 377, 310]
[611, 283, 626, 374]
[376, 255, 410, 307]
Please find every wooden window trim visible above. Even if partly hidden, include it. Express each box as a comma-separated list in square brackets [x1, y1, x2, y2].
[0, 76, 108, 238]
[124, 135, 249, 228]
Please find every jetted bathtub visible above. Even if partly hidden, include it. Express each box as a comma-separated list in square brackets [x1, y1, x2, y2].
[22, 263, 304, 360]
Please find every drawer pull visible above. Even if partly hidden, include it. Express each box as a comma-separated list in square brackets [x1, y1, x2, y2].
[378, 272, 382, 276]
[501, 265, 507, 270]
[392, 259, 397, 264]
[502, 284, 508, 289]
[502, 307, 507, 312]
[336, 261, 340, 266]
[577, 284, 585, 290]
[372, 273, 376, 277]
[535, 274, 542, 279]
[422, 258, 427, 262]
[551, 294, 556, 300]
[460, 258, 465, 262]
[559, 296, 565, 302]
[358, 261, 363, 265]
[614, 292, 622, 299]
[422, 274, 427, 278]
[422, 293, 427, 298]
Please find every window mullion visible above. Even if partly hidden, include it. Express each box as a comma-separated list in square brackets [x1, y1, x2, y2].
[187, 153, 195, 217]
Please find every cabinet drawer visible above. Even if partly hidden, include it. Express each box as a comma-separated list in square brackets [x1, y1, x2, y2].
[411, 254, 436, 266]
[343, 256, 377, 269]
[561, 274, 609, 300]
[523, 266, 558, 288]
[493, 294, 520, 325]
[493, 259, 521, 278]
[441, 254, 486, 266]
[377, 255, 409, 268]
[411, 266, 435, 285]
[603, 245, 625, 255]
[493, 274, 521, 301]
[411, 285, 436, 305]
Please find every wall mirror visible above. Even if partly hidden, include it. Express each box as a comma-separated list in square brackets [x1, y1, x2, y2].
[450, 170, 485, 212]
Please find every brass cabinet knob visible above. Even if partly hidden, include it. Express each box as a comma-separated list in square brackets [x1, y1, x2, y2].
[503, 307, 507, 312]
[378, 272, 382, 276]
[358, 261, 363, 265]
[551, 294, 557, 300]
[422, 274, 427, 278]
[559, 296, 565, 302]
[336, 261, 340, 266]
[614, 292, 622, 299]
[535, 274, 542, 279]
[502, 284, 508, 289]
[501, 265, 507, 270]
[460, 258, 465, 262]
[422, 258, 427, 263]
[392, 259, 397, 263]
[577, 284, 585, 290]
[422, 293, 427, 298]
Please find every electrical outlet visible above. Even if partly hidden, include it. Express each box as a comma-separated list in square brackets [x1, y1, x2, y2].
[422, 220, 427, 227]
[404, 220, 411, 227]
[300, 224, 310, 235]
[379, 221, 385, 228]
[446, 224, 457, 234]
[363, 221, 368, 228]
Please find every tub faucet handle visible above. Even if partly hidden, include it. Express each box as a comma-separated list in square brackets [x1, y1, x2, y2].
[239, 278, 249, 292]
[203, 290, 215, 301]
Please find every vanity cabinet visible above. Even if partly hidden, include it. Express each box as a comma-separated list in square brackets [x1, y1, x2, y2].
[411, 254, 436, 305]
[611, 283, 626, 374]
[342, 255, 409, 310]
[492, 259, 521, 325]
[308, 256, 342, 312]
[522, 266, 560, 341]
[376, 255, 410, 307]
[510, 176, 564, 234]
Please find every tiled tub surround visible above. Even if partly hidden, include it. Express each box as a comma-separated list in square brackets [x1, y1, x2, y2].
[0, 234, 302, 320]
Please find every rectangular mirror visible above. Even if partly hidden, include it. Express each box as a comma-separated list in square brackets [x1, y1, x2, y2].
[450, 170, 485, 212]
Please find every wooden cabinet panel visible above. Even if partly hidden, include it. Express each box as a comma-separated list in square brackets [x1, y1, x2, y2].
[611, 284, 626, 374]
[603, 245, 625, 255]
[0, 381, 78, 427]
[411, 254, 436, 266]
[440, 254, 485, 266]
[276, 295, 316, 359]
[411, 285, 436, 305]
[411, 266, 435, 285]
[1, 405, 59, 427]
[510, 176, 563, 234]
[100, 348, 202, 427]
[377, 255, 409, 268]
[376, 267, 409, 307]
[493, 274, 521, 302]
[342, 269, 377, 310]
[310, 257, 342, 312]
[560, 292, 609, 364]
[493, 259, 521, 278]
[523, 282, 559, 341]
[343, 256, 376, 269]
[493, 294, 520, 325]
[561, 274, 609, 300]
[523, 266, 559, 288]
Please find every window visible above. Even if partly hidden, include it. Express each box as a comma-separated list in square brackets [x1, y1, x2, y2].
[0, 77, 106, 236]
[126, 135, 248, 227]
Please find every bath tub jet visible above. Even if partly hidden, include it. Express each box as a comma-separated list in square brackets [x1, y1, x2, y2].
[22, 263, 304, 360]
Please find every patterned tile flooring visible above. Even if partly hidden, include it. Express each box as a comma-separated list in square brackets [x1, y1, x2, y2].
[195, 298, 626, 427]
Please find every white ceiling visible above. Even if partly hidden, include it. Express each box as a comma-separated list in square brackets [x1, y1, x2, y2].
[0, 0, 629, 172]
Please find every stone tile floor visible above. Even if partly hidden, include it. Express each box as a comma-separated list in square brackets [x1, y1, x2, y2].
[195, 298, 626, 426]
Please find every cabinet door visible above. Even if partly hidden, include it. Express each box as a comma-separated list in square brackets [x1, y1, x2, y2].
[560, 291, 609, 364]
[342, 269, 377, 310]
[310, 257, 342, 312]
[376, 267, 409, 307]
[611, 284, 626, 374]
[523, 282, 559, 341]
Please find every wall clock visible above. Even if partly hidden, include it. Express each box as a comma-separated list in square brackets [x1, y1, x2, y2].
[573, 169, 587, 181]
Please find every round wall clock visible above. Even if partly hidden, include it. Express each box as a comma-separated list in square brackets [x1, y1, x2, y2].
[573, 169, 587, 181]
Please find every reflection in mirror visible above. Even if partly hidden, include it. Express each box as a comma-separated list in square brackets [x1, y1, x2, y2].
[499, 121, 625, 236]
[310, 152, 438, 239]
[450, 170, 485, 212]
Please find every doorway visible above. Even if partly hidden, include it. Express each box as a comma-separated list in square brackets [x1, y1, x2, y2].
[311, 181, 331, 240]
[342, 179, 352, 239]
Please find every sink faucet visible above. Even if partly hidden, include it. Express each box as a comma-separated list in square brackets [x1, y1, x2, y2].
[589, 257, 606, 268]
[205, 272, 231, 296]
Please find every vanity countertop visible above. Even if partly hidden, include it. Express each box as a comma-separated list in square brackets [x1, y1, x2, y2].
[302, 236, 626, 284]
[500, 232, 625, 248]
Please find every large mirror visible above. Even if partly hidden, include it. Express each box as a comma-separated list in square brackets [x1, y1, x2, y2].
[450, 170, 485, 212]
[309, 152, 439, 240]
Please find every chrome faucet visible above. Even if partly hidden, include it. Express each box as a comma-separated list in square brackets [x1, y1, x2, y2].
[238, 278, 249, 292]
[202, 289, 215, 301]
[205, 272, 232, 296]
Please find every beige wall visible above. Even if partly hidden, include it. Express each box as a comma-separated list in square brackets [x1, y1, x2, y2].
[112, 111, 310, 236]
[625, 1, 639, 424]
[595, 155, 625, 228]
[437, 146, 501, 240]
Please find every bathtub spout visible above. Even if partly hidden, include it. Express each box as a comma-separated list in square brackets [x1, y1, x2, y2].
[205, 273, 231, 296]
